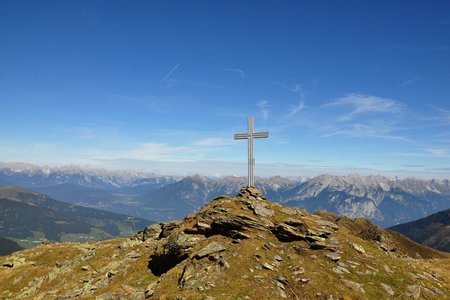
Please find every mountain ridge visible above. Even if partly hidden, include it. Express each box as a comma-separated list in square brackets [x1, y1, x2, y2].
[1, 163, 450, 227]
[389, 208, 450, 252]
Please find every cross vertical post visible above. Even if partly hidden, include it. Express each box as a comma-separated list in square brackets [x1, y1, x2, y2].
[234, 116, 269, 187]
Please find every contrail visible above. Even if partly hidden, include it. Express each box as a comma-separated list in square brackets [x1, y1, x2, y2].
[160, 64, 180, 84]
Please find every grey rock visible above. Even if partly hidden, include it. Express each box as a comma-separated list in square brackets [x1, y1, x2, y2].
[160, 221, 182, 238]
[280, 207, 297, 215]
[431, 286, 444, 295]
[315, 219, 339, 230]
[229, 230, 251, 239]
[247, 186, 263, 197]
[95, 293, 117, 300]
[350, 243, 365, 254]
[261, 262, 274, 270]
[195, 242, 227, 258]
[211, 214, 270, 233]
[278, 288, 288, 298]
[3, 261, 14, 268]
[196, 221, 211, 230]
[407, 285, 421, 299]
[165, 233, 202, 258]
[142, 223, 162, 241]
[219, 257, 230, 269]
[292, 267, 305, 276]
[284, 218, 306, 228]
[332, 266, 350, 274]
[145, 282, 156, 298]
[325, 252, 341, 262]
[341, 279, 365, 294]
[249, 201, 274, 217]
[381, 283, 395, 296]
[310, 241, 333, 250]
[383, 264, 394, 274]
[274, 255, 283, 261]
[272, 223, 306, 242]
[126, 251, 141, 259]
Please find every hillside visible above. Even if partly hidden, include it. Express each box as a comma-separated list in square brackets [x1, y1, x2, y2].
[1, 187, 449, 299]
[0, 186, 151, 249]
[389, 209, 450, 252]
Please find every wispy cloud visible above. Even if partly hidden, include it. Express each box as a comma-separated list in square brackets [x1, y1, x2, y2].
[127, 143, 189, 161]
[424, 148, 449, 157]
[193, 138, 232, 147]
[321, 122, 410, 141]
[286, 93, 410, 141]
[325, 93, 405, 121]
[398, 77, 421, 88]
[287, 100, 305, 118]
[257, 100, 270, 121]
[27, 143, 62, 152]
[275, 83, 306, 118]
[223, 68, 245, 78]
[398, 147, 450, 158]
[402, 164, 425, 168]
[429, 106, 450, 125]
[160, 64, 180, 85]
[278, 83, 304, 94]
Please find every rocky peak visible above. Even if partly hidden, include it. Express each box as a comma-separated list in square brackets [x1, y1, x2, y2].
[128, 186, 448, 299]
[1, 187, 449, 299]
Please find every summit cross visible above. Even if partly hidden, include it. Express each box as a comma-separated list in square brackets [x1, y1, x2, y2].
[234, 116, 269, 187]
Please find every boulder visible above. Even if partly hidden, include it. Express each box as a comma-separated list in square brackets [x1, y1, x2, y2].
[160, 221, 182, 238]
[142, 223, 163, 241]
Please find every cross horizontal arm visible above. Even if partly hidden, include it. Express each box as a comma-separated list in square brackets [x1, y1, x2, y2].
[253, 132, 269, 138]
[234, 133, 249, 140]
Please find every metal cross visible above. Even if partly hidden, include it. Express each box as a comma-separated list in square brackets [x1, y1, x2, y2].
[234, 116, 269, 187]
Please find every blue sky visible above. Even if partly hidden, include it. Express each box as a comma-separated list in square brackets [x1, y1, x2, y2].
[1, 1, 450, 178]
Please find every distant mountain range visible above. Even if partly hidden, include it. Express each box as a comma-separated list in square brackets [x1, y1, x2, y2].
[389, 208, 450, 252]
[0, 186, 151, 250]
[0, 162, 177, 189]
[1, 162, 450, 227]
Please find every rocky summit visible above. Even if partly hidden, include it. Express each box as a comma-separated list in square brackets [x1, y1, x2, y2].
[1, 186, 450, 299]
